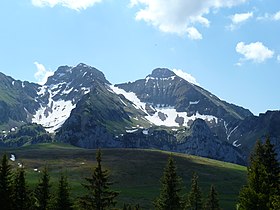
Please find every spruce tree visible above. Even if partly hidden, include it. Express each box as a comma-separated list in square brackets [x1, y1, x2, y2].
[154, 155, 182, 210]
[35, 166, 51, 210]
[79, 149, 119, 210]
[204, 185, 221, 210]
[0, 153, 13, 210]
[54, 173, 73, 210]
[185, 172, 202, 210]
[13, 167, 30, 210]
[263, 138, 280, 196]
[238, 138, 280, 210]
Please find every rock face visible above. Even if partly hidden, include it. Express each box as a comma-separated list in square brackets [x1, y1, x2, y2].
[0, 64, 279, 164]
[177, 119, 244, 164]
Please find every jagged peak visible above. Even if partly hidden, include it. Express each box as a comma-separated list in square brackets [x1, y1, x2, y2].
[45, 63, 110, 86]
[148, 68, 176, 79]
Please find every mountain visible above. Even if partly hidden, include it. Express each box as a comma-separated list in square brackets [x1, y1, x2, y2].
[0, 64, 279, 164]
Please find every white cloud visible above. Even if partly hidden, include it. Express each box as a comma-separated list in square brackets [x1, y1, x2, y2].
[31, 0, 102, 11]
[277, 55, 280, 63]
[186, 27, 203, 40]
[236, 42, 274, 63]
[130, 0, 248, 38]
[273, 11, 280, 20]
[231, 12, 253, 24]
[227, 12, 253, 30]
[34, 62, 54, 85]
[173, 69, 199, 85]
[257, 11, 280, 21]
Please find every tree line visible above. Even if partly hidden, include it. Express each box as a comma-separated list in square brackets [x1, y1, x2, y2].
[0, 137, 279, 209]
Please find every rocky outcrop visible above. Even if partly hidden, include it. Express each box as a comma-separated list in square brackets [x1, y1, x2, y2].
[177, 119, 245, 164]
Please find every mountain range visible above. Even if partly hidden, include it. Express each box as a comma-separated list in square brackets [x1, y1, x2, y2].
[0, 63, 279, 165]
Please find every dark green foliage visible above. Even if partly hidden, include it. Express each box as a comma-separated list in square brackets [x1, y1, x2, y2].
[0, 154, 13, 210]
[12, 167, 31, 210]
[238, 138, 280, 210]
[204, 185, 221, 210]
[54, 173, 73, 210]
[154, 155, 182, 210]
[185, 172, 202, 210]
[122, 203, 141, 210]
[79, 149, 119, 210]
[35, 166, 51, 210]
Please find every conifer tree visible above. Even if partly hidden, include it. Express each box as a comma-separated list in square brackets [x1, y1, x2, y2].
[35, 166, 51, 210]
[0, 153, 13, 210]
[154, 155, 182, 210]
[185, 172, 202, 210]
[238, 138, 280, 210]
[13, 167, 30, 210]
[204, 185, 220, 210]
[79, 149, 119, 210]
[54, 173, 73, 210]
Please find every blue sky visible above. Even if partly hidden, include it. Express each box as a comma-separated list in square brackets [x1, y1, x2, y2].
[0, 0, 279, 115]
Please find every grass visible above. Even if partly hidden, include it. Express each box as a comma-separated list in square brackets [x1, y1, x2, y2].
[0, 143, 247, 209]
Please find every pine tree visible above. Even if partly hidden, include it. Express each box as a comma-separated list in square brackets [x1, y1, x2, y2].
[13, 167, 30, 210]
[79, 149, 119, 210]
[238, 138, 280, 210]
[54, 173, 73, 210]
[154, 155, 182, 210]
[204, 185, 221, 210]
[0, 153, 13, 210]
[185, 172, 202, 210]
[35, 166, 51, 210]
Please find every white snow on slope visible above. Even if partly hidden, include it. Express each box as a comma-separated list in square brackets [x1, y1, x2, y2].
[32, 85, 76, 133]
[110, 85, 146, 112]
[110, 85, 217, 128]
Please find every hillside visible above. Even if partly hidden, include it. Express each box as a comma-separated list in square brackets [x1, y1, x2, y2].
[0, 143, 247, 209]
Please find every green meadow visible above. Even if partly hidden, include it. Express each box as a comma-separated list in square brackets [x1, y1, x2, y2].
[0, 143, 247, 209]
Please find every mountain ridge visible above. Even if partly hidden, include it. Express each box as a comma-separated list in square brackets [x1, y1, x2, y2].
[0, 63, 278, 164]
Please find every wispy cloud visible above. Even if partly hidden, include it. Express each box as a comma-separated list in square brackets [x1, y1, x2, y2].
[130, 0, 248, 39]
[257, 11, 280, 21]
[277, 55, 280, 63]
[34, 62, 54, 85]
[173, 69, 199, 85]
[227, 12, 253, 30]
[31, 0, 102, 11]
[236, 42, 274, 64]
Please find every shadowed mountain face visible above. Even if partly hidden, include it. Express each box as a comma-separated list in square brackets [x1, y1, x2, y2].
[0, 64, 278, 164]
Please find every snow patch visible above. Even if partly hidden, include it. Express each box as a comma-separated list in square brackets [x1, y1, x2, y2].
[126, 129, 138, 133]
[233, 140, 241, 147]
[32, 87, 76, 133]
[189, 101, 200, 105]
[10, 154, 16, 162]
[111, 85, 218, 128]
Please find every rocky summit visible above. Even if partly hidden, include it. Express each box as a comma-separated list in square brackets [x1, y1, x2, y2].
[0, 63, 279, 164]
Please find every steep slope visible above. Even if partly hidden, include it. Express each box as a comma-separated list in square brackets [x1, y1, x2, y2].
[32, 63, 109, 132]
[0, 72, 40, 130]
[226, 110, 280, 161]
[116, 68, 252, 123]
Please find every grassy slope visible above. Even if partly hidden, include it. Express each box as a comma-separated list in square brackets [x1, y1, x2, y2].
[0, 143, 246, 209]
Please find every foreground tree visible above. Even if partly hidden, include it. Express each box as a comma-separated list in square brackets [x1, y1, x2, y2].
[185, 172, 202, 210]
[79, 149, 119, 210]
[238, 138, 280, 210]
[154, 155, 182, 210]
[54, 173, 73, 210]
[35, 166, 51, 210]
[204, 185, 221, 210]
[0, 154, 13, 210]
[12, 167, 30, 210]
